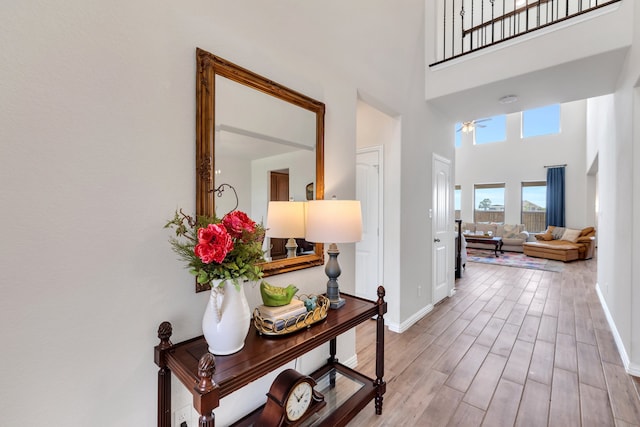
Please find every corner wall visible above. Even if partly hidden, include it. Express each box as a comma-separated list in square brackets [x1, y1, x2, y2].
[585, 0, 640, 372]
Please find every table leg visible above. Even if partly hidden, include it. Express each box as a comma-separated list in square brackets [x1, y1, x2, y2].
[329, 338, 338, 387]
[158, 367, 171, 427]
[199, 414, 215, 427]
[375, 287, 387, 415]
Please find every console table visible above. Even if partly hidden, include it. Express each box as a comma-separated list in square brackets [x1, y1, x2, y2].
[154, 288, 387, 427]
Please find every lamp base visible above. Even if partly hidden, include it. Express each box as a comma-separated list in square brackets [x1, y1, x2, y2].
[329, 297, 345, 309]
[325, 243, 345, 310]
[285, 237, 298, 258]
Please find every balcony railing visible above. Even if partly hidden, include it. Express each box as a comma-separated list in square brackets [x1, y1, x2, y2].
[430, 0, 622, 66]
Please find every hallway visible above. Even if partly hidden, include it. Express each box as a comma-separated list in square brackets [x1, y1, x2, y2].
[350, 256, 640, 426]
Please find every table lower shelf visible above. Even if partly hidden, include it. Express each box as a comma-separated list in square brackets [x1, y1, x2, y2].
[230, 362, 378, 427]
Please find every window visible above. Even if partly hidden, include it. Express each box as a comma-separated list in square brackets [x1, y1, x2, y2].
[474, 184, 505, 223]
[454, 185, 461, 219]
[522, 104, 560, 138]
[521, 182, 547, 232]
[475, 115, 506, 144]
[454, 123, 462, 148]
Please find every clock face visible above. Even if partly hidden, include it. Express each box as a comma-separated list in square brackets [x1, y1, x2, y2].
[285, 381, 313, 422]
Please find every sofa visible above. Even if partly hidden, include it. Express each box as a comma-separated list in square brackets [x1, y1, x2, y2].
[460, 222, 530, 252]
[523, 226, 596, 262]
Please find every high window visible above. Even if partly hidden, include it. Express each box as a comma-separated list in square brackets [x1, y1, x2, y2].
[474, 184, 505, 223]
[475, 115, 506, 145]
[521, 182, 547, 232]
[522, 104, 560, 138]
[454, 185, 461, 220]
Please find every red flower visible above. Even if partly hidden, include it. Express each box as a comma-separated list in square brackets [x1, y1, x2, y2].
[194, 223, 233, 264]
[222, 211, 256, 239]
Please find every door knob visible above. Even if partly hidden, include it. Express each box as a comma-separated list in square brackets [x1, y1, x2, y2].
[434, 238, 440, 243]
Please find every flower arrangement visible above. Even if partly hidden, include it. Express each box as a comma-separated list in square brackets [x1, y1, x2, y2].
[165, 209, 266, 289]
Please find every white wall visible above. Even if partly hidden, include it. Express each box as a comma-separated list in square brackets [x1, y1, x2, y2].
[585, 0, 640, 373]
[455, 100, 589, 229]
[355, 99, 402, 327]
[0, 0, 447, 425]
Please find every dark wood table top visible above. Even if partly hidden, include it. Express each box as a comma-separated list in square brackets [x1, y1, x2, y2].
[163, 293, 380, 399]
[463, 235, 502, 243]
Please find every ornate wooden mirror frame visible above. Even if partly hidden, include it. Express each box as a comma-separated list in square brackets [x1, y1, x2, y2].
[195, 48, 325, 291]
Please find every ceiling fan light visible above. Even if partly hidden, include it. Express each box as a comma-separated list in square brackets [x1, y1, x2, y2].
[461, 122, 474, 133]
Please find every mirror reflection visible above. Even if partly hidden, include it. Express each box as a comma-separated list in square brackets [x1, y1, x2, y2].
[195, 48, 325, 290]
[214, 75, 316, 260]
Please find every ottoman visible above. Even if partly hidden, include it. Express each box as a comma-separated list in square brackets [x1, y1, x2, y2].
[523, 241, 579, 262]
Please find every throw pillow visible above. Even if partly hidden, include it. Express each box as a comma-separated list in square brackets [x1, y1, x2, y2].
[462, 222, 475, 233]
[502, 224, 518, 239]
[580, 226, 595, 237]
[551, 227, 566, 240]
[536, 233, 553, 241]
[561, 228, 581, 243]
[476, 223, 497, 234]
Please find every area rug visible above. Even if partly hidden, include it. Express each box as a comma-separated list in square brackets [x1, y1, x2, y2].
[466, 248, 564, 272]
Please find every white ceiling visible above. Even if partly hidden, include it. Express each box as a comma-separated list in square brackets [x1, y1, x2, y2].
[427, 47, 630, 122]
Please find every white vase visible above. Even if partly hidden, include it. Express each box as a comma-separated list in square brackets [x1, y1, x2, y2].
[202, 279, 251, 355]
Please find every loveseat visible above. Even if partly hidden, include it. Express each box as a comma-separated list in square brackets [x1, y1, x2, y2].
[523, 226, 596, 262]
[460, 222, 529, 253]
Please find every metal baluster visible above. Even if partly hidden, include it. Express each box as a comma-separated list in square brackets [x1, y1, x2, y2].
[481, 0, 484, 48]
[452, 0, 456, 59]
[513, 0, 517, 37]
[471, 0, 474, 51]
[502, 0, 505, 40]
[443, 0, 447, 61]
[460, 6, 465, 54]
[490, 0, 495, 44]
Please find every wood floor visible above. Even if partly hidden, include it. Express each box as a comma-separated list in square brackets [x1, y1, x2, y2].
[348, 255, 640, 426]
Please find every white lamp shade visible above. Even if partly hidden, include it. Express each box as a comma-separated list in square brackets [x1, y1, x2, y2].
[305, 199, 363, 243]
[265, 201, 306, 238]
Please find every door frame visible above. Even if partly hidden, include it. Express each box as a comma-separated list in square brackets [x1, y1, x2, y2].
[356, 146, 384, 299]
[432, 153, 453, 304]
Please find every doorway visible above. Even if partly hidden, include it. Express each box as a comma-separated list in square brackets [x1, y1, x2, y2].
[269, 170, 289, 260]
[432, 154, 453, 304]
[356, 147, 384, 301]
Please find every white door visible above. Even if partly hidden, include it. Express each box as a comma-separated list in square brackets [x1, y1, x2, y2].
[432, 154, 452, 304]
[356, 148, 383, 301]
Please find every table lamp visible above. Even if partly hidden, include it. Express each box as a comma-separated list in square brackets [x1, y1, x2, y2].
[305, 198, 363, 309]
[265, 201, 306, 258]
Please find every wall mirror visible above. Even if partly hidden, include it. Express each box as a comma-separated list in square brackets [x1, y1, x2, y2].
[195, 48, 325, 291]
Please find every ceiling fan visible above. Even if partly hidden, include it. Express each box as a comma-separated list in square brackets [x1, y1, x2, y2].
[457, 118, 491, 133]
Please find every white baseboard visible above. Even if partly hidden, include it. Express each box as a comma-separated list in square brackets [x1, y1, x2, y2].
[595, 282, 636, 374]
[387, 303, 434, 333]
[342, 354, 358, 369]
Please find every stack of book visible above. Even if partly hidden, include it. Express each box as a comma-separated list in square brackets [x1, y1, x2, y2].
[257, 299, 308, 330]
